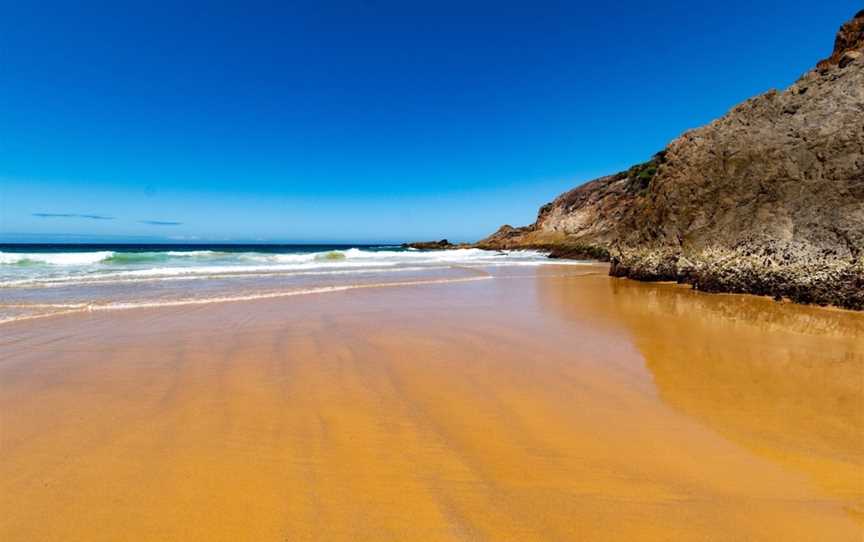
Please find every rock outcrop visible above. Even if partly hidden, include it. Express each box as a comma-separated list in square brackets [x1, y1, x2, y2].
[478, 12, 864, 310]
[402, 239, 460, 250]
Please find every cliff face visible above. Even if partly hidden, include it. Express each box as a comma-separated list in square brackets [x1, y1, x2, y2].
[480, 12, 864, 310]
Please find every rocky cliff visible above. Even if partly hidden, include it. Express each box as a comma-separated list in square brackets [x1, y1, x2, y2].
[479, 11, 864, 310]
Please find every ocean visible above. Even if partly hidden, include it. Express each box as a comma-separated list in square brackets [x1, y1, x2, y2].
[0, 243, 588, 324]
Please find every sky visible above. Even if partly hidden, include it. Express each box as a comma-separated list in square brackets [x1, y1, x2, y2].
[0, 1, 859, 244]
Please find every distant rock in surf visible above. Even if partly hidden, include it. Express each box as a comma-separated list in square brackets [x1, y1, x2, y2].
[402, 239, 458, 250]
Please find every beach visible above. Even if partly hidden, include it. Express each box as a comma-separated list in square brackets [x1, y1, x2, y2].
[1, 264, 862, 541]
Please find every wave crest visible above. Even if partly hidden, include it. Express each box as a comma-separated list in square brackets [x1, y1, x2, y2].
[0, 251, 115, 266]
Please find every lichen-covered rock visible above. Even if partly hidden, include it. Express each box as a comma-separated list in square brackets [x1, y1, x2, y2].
[479, 12, 864, 309]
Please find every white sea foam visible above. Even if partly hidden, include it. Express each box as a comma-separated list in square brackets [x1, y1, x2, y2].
[0, 265, 436, 288]
[163, 250, 220, 257]
[0, 247, 599, 327]
[0, 248, 589, 288]
[0, 251, 115, 265]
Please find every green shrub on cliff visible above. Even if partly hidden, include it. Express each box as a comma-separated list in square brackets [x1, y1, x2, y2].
[626, 150, 667, 193]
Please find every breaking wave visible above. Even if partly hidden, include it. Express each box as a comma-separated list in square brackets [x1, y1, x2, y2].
[0, 245, 598, 325]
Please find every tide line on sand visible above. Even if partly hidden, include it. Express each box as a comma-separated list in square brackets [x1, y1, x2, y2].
[0, 275, 495, 326]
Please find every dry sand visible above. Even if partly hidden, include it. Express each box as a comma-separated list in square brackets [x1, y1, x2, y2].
[1, 265, 862, 541]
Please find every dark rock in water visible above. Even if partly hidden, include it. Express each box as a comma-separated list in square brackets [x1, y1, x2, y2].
[478, 11, 864, 310]
[402, 239, 456, 250]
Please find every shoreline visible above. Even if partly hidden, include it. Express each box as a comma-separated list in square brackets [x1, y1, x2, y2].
[0, 246, 589, 325]
[4, 257, 863, 330]
[0, 274, 497, 327]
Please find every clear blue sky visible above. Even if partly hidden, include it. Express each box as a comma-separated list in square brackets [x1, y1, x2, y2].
[1, 1, 859, 243]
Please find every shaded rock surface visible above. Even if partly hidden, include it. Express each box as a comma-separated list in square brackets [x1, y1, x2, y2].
[479, 12, 864, 310]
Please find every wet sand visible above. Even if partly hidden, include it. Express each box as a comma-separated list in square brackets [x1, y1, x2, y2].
[1, 265, 862, 541]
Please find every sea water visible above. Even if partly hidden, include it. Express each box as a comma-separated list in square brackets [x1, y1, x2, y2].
[0, 244, 589, 323]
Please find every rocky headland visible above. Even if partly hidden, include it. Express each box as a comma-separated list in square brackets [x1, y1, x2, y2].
[477, 11, 864, 310]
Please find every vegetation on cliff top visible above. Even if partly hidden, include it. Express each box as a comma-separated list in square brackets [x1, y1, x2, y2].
[623, 150, 667, 194]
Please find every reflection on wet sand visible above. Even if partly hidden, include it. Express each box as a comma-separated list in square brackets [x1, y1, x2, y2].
[539, 274, 864, 522]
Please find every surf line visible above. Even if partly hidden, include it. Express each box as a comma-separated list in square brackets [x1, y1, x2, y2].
[0, 275, 495, 326]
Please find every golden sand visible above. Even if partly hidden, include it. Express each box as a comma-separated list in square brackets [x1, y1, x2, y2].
[1, 266, 862, 541]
